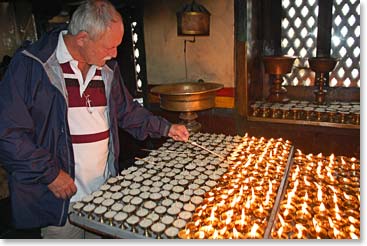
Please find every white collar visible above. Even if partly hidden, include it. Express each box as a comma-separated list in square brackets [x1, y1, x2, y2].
[56, 30, 73, 64]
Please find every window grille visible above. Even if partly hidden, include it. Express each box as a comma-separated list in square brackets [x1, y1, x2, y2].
[281, 0, 360, 88]
[330, 0, 360, 87]
[281, 0, 318, 86]
[131, 21, 143, 94]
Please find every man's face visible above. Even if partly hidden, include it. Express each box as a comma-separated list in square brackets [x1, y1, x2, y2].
[83, 20, 124, 67]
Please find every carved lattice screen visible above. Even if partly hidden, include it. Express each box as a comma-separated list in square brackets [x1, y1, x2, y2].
[281, 0, 360, 87]
[131, 22, 143, 94]
[330, 0, 360, 87]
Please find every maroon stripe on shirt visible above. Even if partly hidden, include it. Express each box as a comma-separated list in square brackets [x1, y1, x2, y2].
[65, 79, 104, 88]
[95, 69, 102, 76]
[60, 62, 74, 74]
[65, 79, 107, 107]
[71, 130, 109, 144]
[65, 79, 79, 87]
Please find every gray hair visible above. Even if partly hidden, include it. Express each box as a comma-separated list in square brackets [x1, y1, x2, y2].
[68, 0, 122, 40]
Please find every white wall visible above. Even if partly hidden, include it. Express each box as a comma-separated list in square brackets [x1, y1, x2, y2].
[143, 0, 234, 88]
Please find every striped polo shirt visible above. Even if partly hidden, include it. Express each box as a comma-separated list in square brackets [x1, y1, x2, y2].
[56, 31, 110, 202]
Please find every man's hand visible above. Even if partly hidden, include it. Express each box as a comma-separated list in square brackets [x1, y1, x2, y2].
[168, 124, 190, 142]
[48, 170, 77, 200]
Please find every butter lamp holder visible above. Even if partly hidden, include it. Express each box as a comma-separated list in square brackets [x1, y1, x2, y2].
[263, 56, 296, 103]
[308, 57, 338, 105]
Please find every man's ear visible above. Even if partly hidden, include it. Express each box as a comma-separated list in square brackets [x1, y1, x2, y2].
[75, 31, 89, 47]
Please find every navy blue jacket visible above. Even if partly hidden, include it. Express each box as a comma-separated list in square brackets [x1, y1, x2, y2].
[0, 28, 171, 229]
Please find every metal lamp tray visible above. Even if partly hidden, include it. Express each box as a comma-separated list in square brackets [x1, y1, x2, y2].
[68, 132, 297, 239]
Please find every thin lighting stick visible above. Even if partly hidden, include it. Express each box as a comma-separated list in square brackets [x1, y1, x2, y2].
[187, 140, 225, 159]
[135, 157, 156, 165]
[141, 149, 192, 154]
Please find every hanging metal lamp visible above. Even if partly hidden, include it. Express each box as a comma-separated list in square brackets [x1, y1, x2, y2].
[176, 0, 210, 36]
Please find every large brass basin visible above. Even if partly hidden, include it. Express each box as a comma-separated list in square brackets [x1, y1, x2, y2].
[151, 82, 223, 132]
[150, 82, 223, 112]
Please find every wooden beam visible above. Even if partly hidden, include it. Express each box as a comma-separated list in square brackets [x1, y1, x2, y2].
[234, 0, 247, 116]
[317, 0, 333, 57]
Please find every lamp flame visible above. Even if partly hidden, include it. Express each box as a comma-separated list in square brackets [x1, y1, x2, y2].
[333, 193, 338, 203]
[277, 226, 284, 238]
[264, 191, 270, 205]
[328, 217, 334, 228]
[295, 224, 306, 238]
[219, 226, 227, 235]
[232, 228, 239, 239]
[240, 208, 246, 224]
[306, 153, 313, 161]
[225, 210, 233, 225]
[335, 212, 342, 221]
[301, 202, 308, 213]
[250, 223, 259, 237]
[245, 197, 251, 209]
[333, 227, 340, 238]
[212, 230, 219, 239]
[349, 224, 356, 232]
[198, 231, 205, 239]
[343, 192, 352, 200]
[209, 207, 216, 224]
[319, 202, 326, 212]
[348, 216, 358, 224]
[250, 187, 256, 204]
[303, 176, 311, 186]
[350, 232, 359, 239]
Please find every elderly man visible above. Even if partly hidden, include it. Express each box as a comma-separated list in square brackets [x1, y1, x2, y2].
[0, 0, 189, 238]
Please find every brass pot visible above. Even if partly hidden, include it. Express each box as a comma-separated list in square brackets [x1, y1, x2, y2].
[150, 82, 223, 132]
[150, 82, 223, 112]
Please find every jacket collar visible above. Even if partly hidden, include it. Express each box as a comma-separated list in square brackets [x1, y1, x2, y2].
[25, 25, 67, 64]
